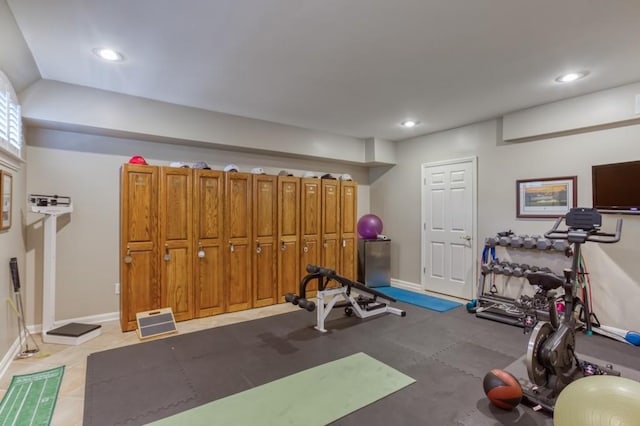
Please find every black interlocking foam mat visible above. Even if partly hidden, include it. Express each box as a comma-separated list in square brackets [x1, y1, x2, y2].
[84, 303, 639, 426]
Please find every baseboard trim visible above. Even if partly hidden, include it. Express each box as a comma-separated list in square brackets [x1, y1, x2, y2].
[390, 278, 422, 292]
[390, 278, 470, 304]
[0, 336, 21, 381]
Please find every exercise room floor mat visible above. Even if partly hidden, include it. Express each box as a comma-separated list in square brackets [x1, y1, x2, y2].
[0, 366, 64, 425]
[376, 286, 462, 312]
[84, 304, 640, 425]
[150, 352, 415, 425]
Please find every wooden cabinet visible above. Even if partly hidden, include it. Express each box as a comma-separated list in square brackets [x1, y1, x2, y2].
[225, 172, 252, 312]
[121, 165, 357, 330]
[253, 174, 278, 307]
[300, 178, 321, 291]
[120, 164, 160, 331]
[340, 181, 358, 281]
[277, 176, 300, 300]
[321, 179, 340, 273]
[159, 167, 194, 322]
[193, 169, 225, 317]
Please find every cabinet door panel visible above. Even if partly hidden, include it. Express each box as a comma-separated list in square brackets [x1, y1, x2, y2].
[254, 241, 276, 306]
[322, 179, 340, 287]
[164, 173, 190, 240]
[197, 172, 223, 239]
[301, 178, 321, 290]
[194, 170, 225, 317]
[226, 173, 252, 311]
[340, 181, 358, 281]
[253, 175, 277, 306]
[301, 239, 320, 293]
[162, 245, 192, 320]
[195, 245, 224, 315]
[278, 177, 300, 300]
[279, 240, 299, 297]
[120, 164, 158, 331]
[340, 236, 357, 282]
[124, 250, 160, 324]
[159, 167, 193, 321]
[125, 171, 155, 242]
[228, 243, 251, 311]
[228, 176, 251, 239]
[301, 180, 320, 236]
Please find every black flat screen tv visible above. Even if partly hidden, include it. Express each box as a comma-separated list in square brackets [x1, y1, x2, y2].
[592, 160, 640, 213]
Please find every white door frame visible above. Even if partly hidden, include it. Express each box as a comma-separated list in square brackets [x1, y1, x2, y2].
[420, 156, 478, 300]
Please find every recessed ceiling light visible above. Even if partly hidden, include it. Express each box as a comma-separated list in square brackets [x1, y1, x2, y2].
[555, 71, 588, 83]
[401, 120, 419, 128]
[92, 47, 124, 62]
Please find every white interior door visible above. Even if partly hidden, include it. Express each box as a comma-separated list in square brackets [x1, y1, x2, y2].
[421, 158, 476, 299]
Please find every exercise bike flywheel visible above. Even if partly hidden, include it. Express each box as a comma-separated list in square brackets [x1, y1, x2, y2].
[526, 321, 553, 386]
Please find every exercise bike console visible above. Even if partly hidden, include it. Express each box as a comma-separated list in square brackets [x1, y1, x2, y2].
[523, 208, 622, 412]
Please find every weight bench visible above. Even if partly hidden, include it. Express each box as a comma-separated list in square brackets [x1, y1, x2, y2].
[285, 264, 406, 332]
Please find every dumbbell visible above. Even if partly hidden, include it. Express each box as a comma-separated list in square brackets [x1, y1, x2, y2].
[523, 235, 539, 249]
[528, 265, 540, 273]
[481, 263, 494, 274]
[498, 235, 512, 246]
[485, 236, 499, 247]
[536, 238, 552, 250]
[512, 263, 529, 277]
[539, 267, 552, 273]
[551, 240, 568, 251]
[492, 262, 505, 274]
[510, 235, 526, 248]
[502, 262, 515, 276]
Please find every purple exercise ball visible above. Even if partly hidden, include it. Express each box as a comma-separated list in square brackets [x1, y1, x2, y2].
[358, 214, 383, 239]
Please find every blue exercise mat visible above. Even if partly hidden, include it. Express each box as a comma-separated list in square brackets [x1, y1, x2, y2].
[376, 286, 462, 312]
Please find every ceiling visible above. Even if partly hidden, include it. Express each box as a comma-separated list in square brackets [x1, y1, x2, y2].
[7, 0, 640, 141]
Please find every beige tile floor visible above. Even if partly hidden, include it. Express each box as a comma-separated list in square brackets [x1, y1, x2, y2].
[0, 303, 299, 426]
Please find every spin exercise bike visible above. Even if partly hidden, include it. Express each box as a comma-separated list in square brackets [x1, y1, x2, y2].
[285, 264, 405, 332]
[523, 207, 623, 412]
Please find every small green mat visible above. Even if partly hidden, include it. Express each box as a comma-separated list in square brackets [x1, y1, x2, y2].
[150, 352, 415, 426]
[0, 366, 64, 426]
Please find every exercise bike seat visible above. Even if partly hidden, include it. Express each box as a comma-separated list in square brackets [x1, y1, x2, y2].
[526, 272, 564, 291]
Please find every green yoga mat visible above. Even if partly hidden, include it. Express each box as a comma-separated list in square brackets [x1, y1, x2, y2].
[0, 365, 65, 425]
[150, 352, 415, 426]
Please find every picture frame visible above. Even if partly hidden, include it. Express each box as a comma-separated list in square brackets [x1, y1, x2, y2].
[516, 176, 577, 218]
[1, 171, 12, 230]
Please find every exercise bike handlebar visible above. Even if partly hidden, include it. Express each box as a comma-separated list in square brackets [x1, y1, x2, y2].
[544, 216, 623, 244]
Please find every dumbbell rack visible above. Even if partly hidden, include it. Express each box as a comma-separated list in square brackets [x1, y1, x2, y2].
[475, 232, 569, 329]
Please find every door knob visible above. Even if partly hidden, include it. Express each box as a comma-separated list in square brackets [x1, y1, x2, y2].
[460, 235, 472, 241]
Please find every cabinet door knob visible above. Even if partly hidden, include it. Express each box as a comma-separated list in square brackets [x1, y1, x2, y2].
[281, 241, 286, 251]
[256, 241, 262, 254]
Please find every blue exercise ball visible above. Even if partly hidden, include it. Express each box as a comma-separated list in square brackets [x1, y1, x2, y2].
[358, 214, 383, 239]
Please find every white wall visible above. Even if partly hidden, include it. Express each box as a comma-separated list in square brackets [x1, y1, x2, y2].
[23, 128, 370, 326]
[20, 80, 371, 164]
[0, 0, 39, 369]
[0, 155, 27, 369]
[371, 119, 640, 331]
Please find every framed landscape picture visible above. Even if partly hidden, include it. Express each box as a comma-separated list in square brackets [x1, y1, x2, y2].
[516, 176, 576, 218]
